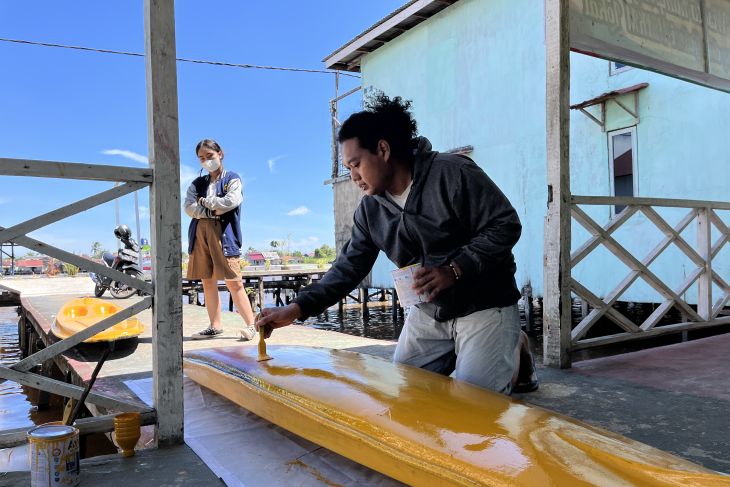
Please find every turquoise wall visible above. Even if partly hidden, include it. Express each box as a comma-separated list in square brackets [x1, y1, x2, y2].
[361, 0, 548, 293]
[357, 0, 730, 304]
[569, 54, 730, 304]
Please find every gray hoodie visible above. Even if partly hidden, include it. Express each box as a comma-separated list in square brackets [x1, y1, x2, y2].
[295, 137, 522, 322]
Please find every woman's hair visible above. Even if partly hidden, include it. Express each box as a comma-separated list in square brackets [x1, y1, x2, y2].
[338, 92, 418, 162]
[195, 139, 224, 159]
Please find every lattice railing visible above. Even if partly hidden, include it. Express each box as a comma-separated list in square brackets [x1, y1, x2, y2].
[569, 196, 730, 350]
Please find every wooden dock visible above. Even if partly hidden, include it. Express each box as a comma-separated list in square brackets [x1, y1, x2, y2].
[2, 277, 729, 479]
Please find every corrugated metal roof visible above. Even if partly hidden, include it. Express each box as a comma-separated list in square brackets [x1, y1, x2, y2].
[323, 0, 460, 72]
[570, 83, 649, 110]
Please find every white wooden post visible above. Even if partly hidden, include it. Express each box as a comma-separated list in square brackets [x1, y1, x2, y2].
[543, 0, 572, 368]
[697, 207, 712, 320]
[145, 0, 184, 446]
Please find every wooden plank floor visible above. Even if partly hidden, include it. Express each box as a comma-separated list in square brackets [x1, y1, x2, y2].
[0, 444, 223, 486]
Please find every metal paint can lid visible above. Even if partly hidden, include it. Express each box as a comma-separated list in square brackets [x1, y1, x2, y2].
[27, 424, 76, 440]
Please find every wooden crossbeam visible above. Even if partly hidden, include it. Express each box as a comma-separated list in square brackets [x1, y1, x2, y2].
[640, 300, 675, 331]
[640, 267, 702, 330]
[570, 270, 641, 339]
[574, 316, 730, 350]
[0, 366, 148, 412]
[571, 195, 730, 211]
[11, 297, 152, 372]
[570, 278, 640, 341]
[0, 182, 146, 243]
[0, 158, 153, 183]
[0, 410, 156, 449]
[712, 292, 730, 319]
[571, 206, 703, 322]
[709, 210, 730, 259]
[1, 228, 153, 295]
[640, 207, 703, 266]
[570, 206, 637, 268]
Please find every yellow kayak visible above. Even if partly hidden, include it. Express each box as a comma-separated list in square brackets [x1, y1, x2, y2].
[184, 345, 730, 487]
[51, 297, 145, 343]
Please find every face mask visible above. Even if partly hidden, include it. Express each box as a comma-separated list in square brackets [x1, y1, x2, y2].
[202, 158, 221, 172]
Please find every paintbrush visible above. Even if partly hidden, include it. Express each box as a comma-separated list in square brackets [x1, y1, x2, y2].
[257, 324, 272, 362]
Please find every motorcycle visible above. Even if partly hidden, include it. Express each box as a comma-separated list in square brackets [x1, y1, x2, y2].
[90, 224, 144, 299]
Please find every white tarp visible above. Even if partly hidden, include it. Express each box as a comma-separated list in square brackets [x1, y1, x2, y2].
[125, 377, 403, 487]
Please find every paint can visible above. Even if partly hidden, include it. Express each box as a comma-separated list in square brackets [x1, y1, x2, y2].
[27, 422, 80, 487]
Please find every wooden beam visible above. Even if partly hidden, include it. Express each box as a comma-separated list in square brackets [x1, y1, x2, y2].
[0, 182, 146, 243]
[11, 297, 152, 372]
[543, 0, 571, 368]
[697, 208, 713, 320]
[0, 158, 153, 183]
[0, 228, 153, 295]
[0, 410, 156, 449]
[572, 195, 730, 211]
[573, 316, 730, 350]
[145, 0, 184, 447]
[0, 366, 149, 413]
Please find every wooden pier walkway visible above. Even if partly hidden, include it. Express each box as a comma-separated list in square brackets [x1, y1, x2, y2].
[1, 277, 729, 480]
[0, 277, 401, 485]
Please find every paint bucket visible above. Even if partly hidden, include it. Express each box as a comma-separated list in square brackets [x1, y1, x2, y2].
[27, 422, 80, 487]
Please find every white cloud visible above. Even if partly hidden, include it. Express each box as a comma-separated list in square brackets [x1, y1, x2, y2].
[289, 236, 319, 246]
[102, 149, 149, 165]
[267, 155, 286, 173]
[180, 164, 200, 189]
[287, 206, 311, 216]
[138, 206, 150, 219]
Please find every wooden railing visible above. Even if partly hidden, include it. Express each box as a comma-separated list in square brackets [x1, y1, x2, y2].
[569, 196, 730, 351]
[0, 0, 183, 446]
[0, 160, 156, 446]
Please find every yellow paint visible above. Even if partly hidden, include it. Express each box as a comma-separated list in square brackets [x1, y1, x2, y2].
[183, 345, 730, 487]
[51, 297, 144, 343]
[256, 330, 272, 362]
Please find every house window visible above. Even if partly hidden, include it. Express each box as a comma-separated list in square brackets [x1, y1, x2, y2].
[610, 61, 632, 75]
[608, 127, 638, 214]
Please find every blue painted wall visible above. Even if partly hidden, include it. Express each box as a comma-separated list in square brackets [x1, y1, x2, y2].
[361, 0, 548, 293]
[355, 0, 730, 304]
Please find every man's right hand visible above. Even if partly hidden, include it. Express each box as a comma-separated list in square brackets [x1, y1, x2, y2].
[255, 303, 302, 338]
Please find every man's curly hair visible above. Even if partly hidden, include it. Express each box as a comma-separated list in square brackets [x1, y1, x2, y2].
[338, 92, 418, 162]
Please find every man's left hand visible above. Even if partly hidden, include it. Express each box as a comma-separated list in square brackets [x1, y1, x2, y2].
[413, 266, 456, 301]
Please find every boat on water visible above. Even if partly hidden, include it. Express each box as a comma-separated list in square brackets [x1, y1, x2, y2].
[51, 297, 144, 343]
[184, 345, 730, 487]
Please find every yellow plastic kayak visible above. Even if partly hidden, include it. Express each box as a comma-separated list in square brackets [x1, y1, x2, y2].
[51, 297, 145, 343]
[184, 345, 730, 487]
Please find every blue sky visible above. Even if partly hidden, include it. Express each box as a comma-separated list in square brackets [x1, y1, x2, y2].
[0, 1, 404, 256]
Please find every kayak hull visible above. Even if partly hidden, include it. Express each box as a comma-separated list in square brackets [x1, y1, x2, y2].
[184, 345, 729, 486]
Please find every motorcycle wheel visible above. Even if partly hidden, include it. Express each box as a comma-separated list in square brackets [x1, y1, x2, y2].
[94, 283, 107, 298]
[110, 269, 143, 299]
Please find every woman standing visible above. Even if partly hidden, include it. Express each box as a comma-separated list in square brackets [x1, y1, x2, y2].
[184, 139, 257, 340]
